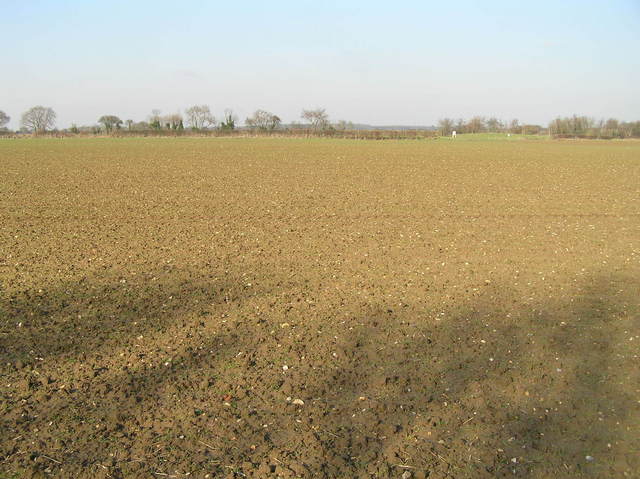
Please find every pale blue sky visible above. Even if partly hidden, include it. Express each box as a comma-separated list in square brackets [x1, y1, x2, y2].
[2, 0, 639, 129]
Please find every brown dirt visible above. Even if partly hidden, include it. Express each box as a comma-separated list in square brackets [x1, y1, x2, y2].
[1, 138, 639, 478]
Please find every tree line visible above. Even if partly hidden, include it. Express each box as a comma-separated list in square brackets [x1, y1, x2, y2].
[1, 106, 639, 139]
[437, 115, 640, 138]
[548, 115, 640, 139]
[0, 105, 336, 135]
[437, 117, 542, 136]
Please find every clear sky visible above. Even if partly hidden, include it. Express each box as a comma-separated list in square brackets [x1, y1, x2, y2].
[2, 0, 639, 129]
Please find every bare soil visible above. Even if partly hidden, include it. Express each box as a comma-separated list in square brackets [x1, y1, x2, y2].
[1, 138, 639, 478]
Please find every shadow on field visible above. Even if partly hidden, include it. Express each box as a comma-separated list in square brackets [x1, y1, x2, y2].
[0, 267, 267, 362]
[297, 275, 638, 478]
[1, 271, 637, 478]
[0, 266, 286, 476]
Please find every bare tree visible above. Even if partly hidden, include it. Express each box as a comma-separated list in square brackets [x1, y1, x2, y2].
[438, 118, 454, 136]
[602, 118, 619, 138]
[98, 115, 123, 132]
[185, 105, 215, 130]
[0, 110, 10, 129]
[163, 113, 183, 130]
[486, 117, 503, 132]
[509, 119, 521, 134]
[548, 115, 598, 137]
[466, 116, 485, 134]
[21, 106, 56, 133]
[245, 109, 281, 130]
[301, 108, 329, 130]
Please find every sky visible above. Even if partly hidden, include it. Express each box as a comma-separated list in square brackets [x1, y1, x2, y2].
[1, 0, 639, 129]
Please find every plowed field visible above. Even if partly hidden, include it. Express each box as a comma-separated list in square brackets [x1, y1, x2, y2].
[1, 138, 639, 478]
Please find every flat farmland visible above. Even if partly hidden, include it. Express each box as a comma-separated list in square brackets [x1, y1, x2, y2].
[1, 137, 639, 478]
